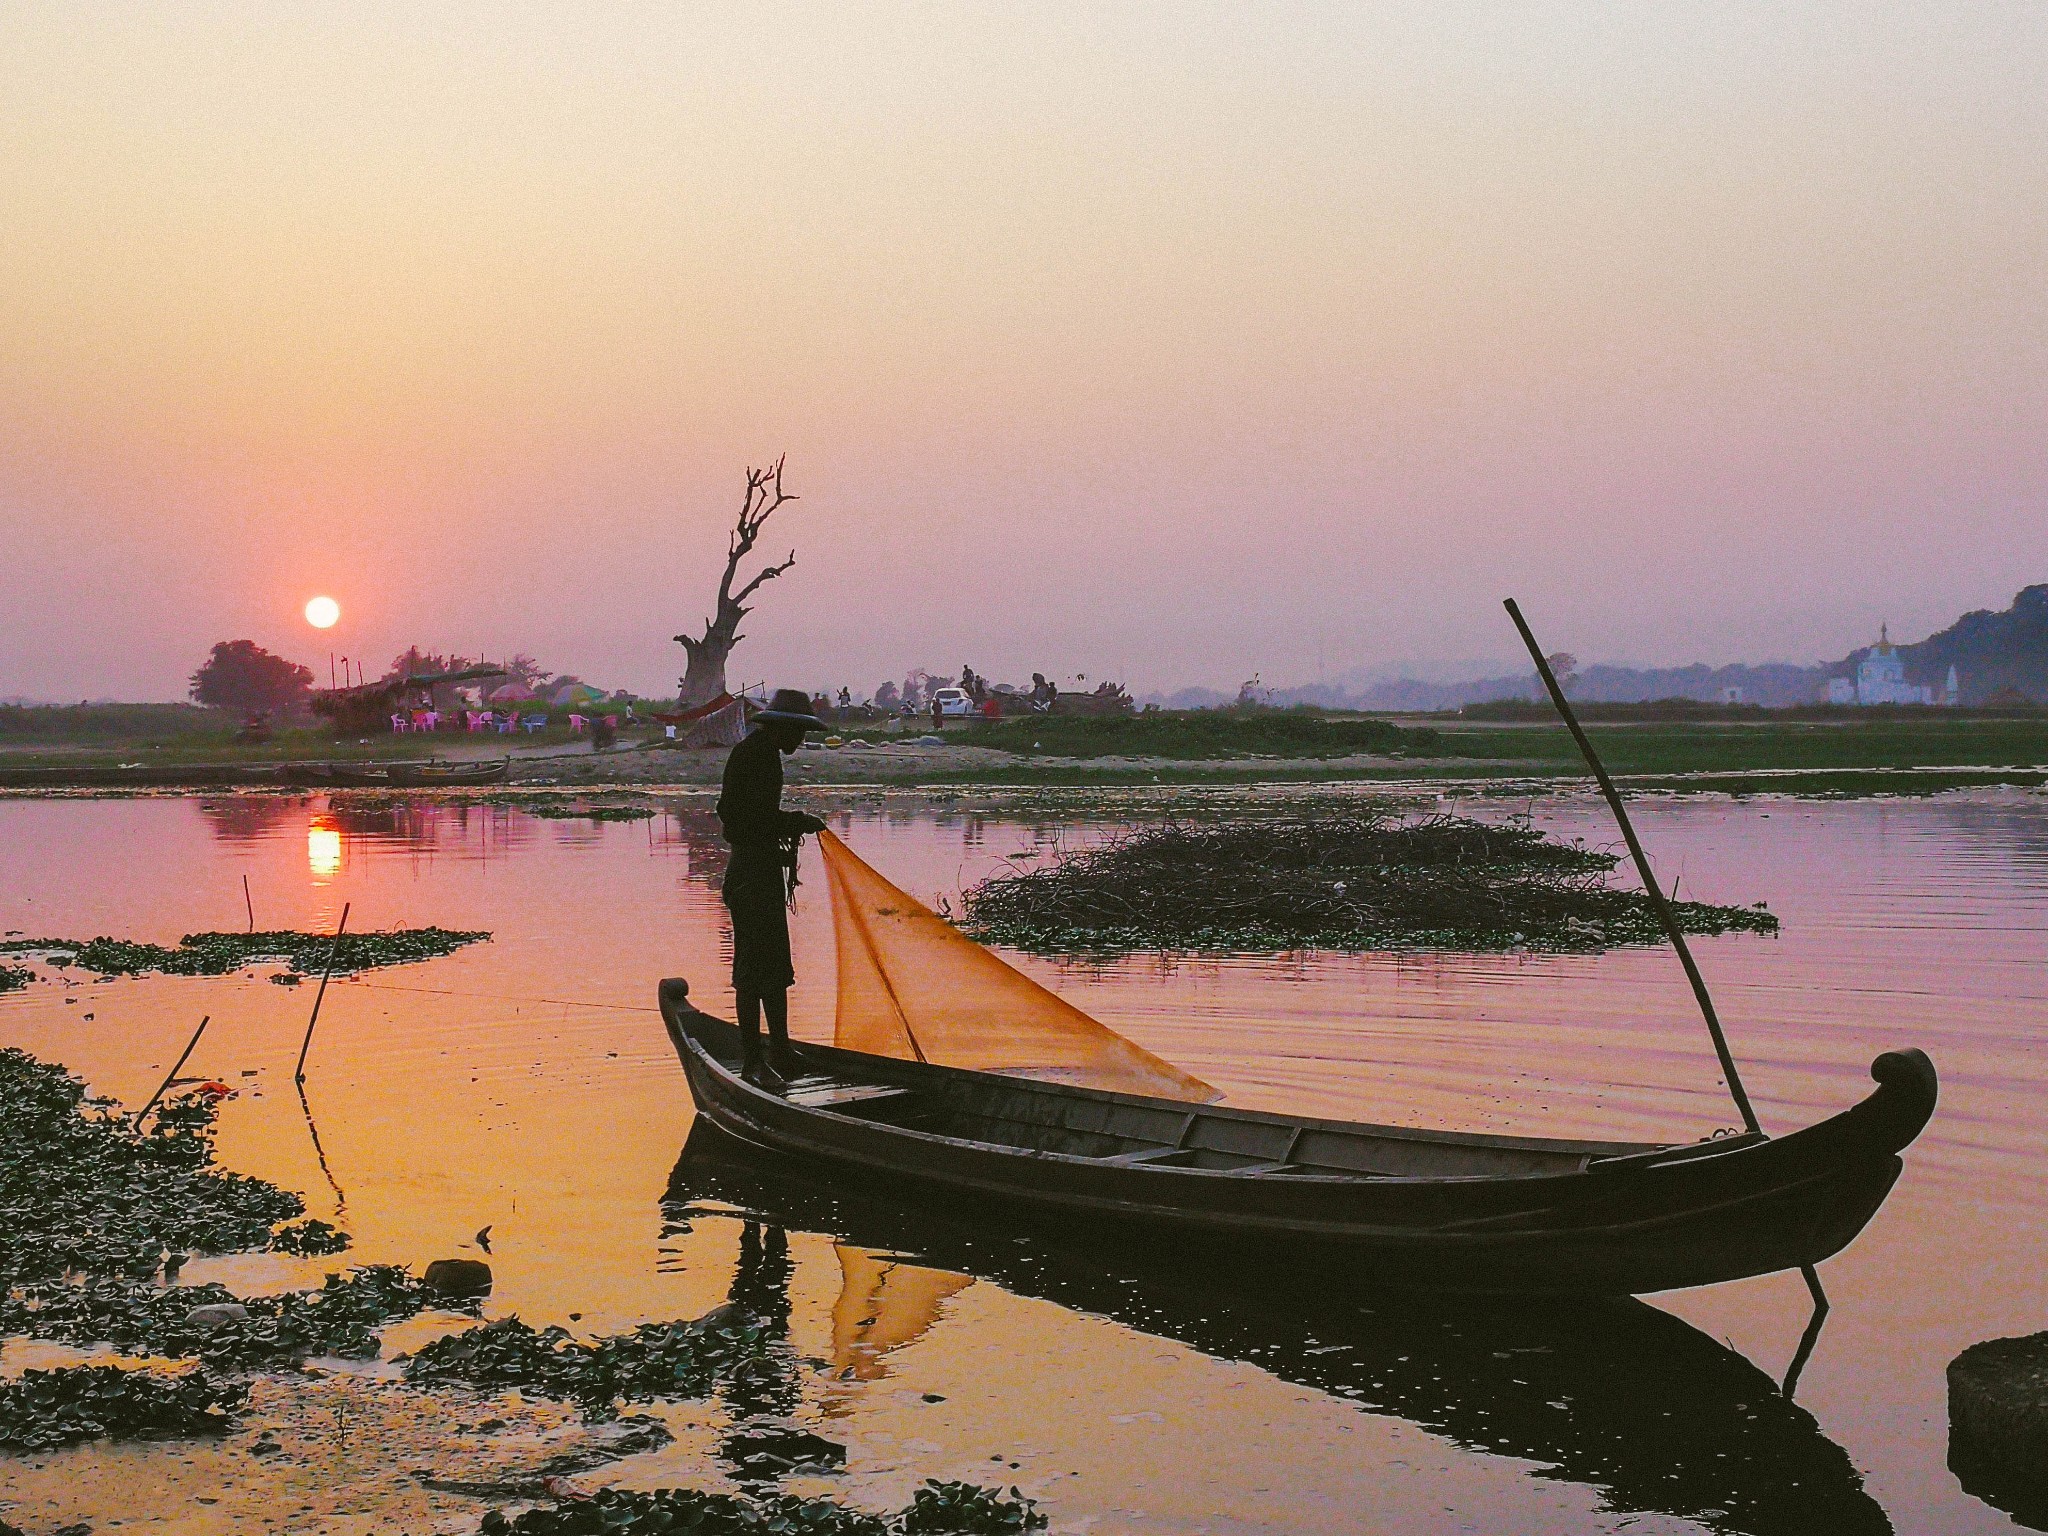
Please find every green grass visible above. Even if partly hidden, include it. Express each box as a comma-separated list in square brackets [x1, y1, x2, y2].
[1431, 717, 2048, 774]
[934, 710, 1440, 760]
[0, 702, 231, 744]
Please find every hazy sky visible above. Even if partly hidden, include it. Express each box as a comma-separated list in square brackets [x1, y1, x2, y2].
[3, 2, 2045, 700]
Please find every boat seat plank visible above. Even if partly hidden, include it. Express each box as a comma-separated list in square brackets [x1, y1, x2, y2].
[1096, 1146, 1182, 1164]
[784, 1083, 914, 1110]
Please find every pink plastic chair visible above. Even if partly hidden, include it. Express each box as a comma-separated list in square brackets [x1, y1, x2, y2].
[568, 714, 587, 734]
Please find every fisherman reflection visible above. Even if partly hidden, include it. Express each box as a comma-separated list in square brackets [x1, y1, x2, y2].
[717, 689, 829, 1089]
[708, 1220, 845, 1485]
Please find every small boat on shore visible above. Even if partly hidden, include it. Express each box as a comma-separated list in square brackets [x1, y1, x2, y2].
[660, 977, 1936, 1295]
[277, 759, 510, 788]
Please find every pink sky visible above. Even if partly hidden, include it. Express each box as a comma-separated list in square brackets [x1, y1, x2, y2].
[3, 3, 2045, 700]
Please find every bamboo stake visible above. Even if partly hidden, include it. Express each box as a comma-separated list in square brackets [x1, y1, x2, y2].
[243, 874, 255, 933]
[136, 1015, 210, 1125]
[293, 902, 351, 1084]
[1503, 599, 1762, 1136]
[1782, 1263, 1831, 1397]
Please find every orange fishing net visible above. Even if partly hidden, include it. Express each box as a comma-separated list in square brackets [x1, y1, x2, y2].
[819, 829, 1217, 1101]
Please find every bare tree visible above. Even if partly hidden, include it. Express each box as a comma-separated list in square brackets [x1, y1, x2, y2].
[674, 456, 800, 707]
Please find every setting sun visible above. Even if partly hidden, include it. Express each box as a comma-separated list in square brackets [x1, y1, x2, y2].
[304, 596, 341, 629]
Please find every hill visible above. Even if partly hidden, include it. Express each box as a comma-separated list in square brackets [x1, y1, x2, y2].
[1872, 584, 2048, 705]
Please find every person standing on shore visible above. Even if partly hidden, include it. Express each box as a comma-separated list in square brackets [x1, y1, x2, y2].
[717, 689, 829, 1088]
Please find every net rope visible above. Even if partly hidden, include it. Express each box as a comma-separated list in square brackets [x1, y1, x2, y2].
[820, 829, 1217, 1102]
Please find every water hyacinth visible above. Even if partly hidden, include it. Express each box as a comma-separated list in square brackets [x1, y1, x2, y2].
[0, 1266, 437, 1373]
[474, 1480, 1044, 1536]
[407, 1309, 779, 1420]
[0, 1049, 306, 1286]
[961, 812, 1779, 955]
[0, 1364, 246, 1451]
[37, 926, 493, 981]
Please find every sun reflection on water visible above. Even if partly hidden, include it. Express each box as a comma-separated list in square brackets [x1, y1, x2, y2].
[307, 823, 342, 878]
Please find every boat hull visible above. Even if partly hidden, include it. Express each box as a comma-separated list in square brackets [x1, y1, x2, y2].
[658, 978, 1934, 1294]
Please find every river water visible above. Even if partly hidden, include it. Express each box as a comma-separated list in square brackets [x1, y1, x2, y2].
[0, 789, 2042, 1534]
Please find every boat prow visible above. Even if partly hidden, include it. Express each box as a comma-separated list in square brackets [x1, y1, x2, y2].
[657, 977, 1935, 1295]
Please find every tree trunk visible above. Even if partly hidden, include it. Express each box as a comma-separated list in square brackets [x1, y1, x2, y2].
[678, 634, 736, 709]
[674, 458, 800, 709]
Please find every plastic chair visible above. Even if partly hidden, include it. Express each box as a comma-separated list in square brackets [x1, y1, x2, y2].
[391, 713, 410, 733]
[494, 713, 517, 734]
[523, 715, 546, 734]
[568, 714, 587, 734]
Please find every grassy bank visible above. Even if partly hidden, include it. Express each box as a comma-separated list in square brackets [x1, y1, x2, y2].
[1432, 715, 2048, 775]
[5, 704, 2047, 793]
[940, 711, 1440, 759]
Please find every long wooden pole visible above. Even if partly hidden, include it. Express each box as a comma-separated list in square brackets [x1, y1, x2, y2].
[136, 1015, 209, 1125]
[293, 902, 351, 1084]
[1503, 599, 1761, 1135]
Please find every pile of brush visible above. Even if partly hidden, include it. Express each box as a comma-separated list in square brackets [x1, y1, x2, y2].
[960, 811, 1777, 954]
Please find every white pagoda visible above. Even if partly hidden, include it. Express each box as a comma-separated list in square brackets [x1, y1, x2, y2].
[1855, 625, 1936, 706]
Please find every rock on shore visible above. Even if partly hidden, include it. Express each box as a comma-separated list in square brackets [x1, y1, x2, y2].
[1950, 1330, 2048, 1520]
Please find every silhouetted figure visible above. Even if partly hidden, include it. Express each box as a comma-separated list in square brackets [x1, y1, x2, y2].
[717, 690, 828, 1088]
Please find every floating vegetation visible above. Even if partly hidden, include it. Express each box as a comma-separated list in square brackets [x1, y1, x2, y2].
[7, 926, 491, 983]
[0, 1364, 245, 1451]
[901, 1481, 1048, 1533]
[0, 1267, 436, 1373]
[522, 801, 657, 822]
[476, 1481, 1045, 1536]
[270, 1215, 352, 1256]
[0, 964, 29, 993]
[960, 812, 1780, 955]
[406, 1311, 777, 1421]
[0, 1049, 306, 1285]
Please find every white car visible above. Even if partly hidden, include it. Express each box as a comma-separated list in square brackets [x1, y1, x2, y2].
[930, 687, 977, 717]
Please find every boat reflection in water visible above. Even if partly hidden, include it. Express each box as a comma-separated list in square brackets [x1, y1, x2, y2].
[664, 1122, 1893, 1536]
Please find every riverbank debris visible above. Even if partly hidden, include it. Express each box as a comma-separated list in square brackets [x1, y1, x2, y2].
[959, 812, 1780, 954]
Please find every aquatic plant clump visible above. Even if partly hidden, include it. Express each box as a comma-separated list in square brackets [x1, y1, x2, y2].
[521, 801, 658, 821]
[270, 1216, 352, 1256]
[0, 1364, 246, 1451]
[0, 963, 30, 993]
[41, 926, 492, 981]
[901, 1481, 1049, 1534]
[476, 1481, 1044, 1536]
[960, 813, 1780, 955]
[407, 1310, 777, 1420]
[0, 1266, 433, 1373]
[0, 1050, 305, 1285]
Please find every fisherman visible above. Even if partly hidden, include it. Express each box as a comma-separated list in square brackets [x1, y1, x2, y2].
[717, 688, 829, 1089]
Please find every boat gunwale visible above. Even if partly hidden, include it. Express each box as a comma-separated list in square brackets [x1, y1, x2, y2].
[659, 991, 1735, 1187]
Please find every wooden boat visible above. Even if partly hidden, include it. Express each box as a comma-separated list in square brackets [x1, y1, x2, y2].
[664, 1122, 1892, 1535]
[278, 759, 510, 788]
[659, 977, 1936, 1295]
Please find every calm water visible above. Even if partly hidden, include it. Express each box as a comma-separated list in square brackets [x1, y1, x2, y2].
[1, 789, 2043, 1534]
